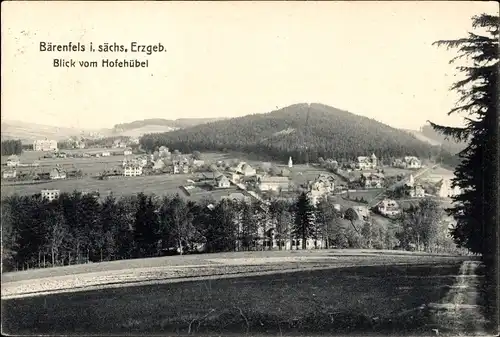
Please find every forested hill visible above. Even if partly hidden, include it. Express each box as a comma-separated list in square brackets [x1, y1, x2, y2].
[113, 118, 227, 132]
[139, 103, 446, 164]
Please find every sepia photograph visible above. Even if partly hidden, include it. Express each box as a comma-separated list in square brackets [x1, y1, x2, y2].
[1, 1, 498, 336]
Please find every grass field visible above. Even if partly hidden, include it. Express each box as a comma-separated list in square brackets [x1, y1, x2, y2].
[1, 174, 188, 199]
[2, 250, 472, 336]
[381, 167, 418, 177]
[1, 149, 126, 175]
[344, 189, 383, 201]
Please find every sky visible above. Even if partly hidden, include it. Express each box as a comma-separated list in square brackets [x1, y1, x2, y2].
[1, 1, 498, 131]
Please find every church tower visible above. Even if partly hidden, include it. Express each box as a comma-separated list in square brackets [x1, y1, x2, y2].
[288, 156, 293, 168]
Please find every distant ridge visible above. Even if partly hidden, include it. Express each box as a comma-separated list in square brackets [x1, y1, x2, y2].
[112, 117, 228, 133]
[405, 123, 468, 154]
[1, 117, 229, 143]
[1, 120, 101, 143]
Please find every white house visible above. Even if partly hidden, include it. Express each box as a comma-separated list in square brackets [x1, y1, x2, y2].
[153, 159, 166, 171]
[41, 189, 60, 201]
[307, 174, 335, 205]
[258, 176, 290, 192]
[404, 156, 422, 169]
[377, 199, 401, 217]
[123, 165, 143, 177]
[6, 155, 20, 167]
[234, 162, 257, 177]
[361, 172, 384, 188]
[356, 153, 377, 170]
[215, 175, 231, 188]
[123, 149, 133, 156]
[230, 173, 242, 183]
[50, 167, 67, 180]
[2, 169, 17, 179]
[102, 151, 111, 157]
[33, 139, 58, 152]
[409, 184, 425, 198]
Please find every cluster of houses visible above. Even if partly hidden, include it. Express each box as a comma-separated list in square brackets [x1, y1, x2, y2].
[2, 155, 41, 180]
[355, 154, 422, 171]
[2, 163, 70, 181]
[119, 148, 207, 177]
[405, 173, 461, 199]
[191, 158, 338, 208]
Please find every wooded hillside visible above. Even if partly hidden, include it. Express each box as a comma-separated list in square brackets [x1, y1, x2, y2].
[140, 103, 448, 164]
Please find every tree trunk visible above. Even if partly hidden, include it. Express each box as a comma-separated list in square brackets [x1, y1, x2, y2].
[38, 251, 41, 268]
[43, 254, 46, 268]
[178, 238, 183, 255]
[100, 248, 103, 262]
[51, 247, 55, 266]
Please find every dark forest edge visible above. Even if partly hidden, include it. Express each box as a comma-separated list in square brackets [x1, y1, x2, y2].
[1, 190, 465, 273]
[1, 139, 23, 156]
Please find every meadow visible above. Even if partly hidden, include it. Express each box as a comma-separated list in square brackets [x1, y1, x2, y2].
[1, 149, 126, 175]
[1, 250, 471, 336]
[382, 167, 420, 177]
[1, 174, 188, 199]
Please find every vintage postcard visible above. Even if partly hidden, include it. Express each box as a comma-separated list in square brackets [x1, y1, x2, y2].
[1, 1, 498, 336]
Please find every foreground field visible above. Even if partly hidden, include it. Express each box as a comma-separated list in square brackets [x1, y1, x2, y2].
[2, 250, 481, 336]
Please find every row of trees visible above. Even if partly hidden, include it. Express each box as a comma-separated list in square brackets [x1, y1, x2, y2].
[1, 139, 23, 156]
[2, 190, 456, 273]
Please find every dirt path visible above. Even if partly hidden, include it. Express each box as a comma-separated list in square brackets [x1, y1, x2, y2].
[428, 260, 488, 336]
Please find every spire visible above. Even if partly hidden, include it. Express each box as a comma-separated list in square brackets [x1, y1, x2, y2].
[407, 174, 415, 187]
[288, 156, 293, 168]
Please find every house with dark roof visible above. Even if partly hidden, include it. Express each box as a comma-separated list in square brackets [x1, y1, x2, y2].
[50, 167, 67, 180]
[215, 175, 231, 189]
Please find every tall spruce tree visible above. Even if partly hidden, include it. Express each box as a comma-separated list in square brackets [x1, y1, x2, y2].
[292, 192, 316, 249]
[430, 14, 498, 260]
[429, 13, 498, 331]
[133, 193, 159, 258]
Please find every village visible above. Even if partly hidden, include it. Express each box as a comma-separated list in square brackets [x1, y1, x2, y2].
[1, 136, 461, 251]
